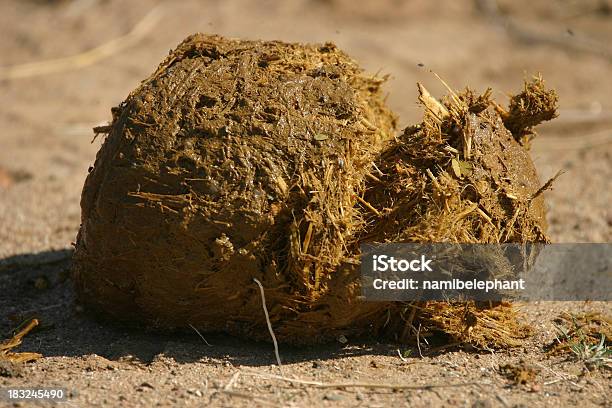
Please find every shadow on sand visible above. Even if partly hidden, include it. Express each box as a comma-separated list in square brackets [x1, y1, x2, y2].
[1, 249, 411, 367]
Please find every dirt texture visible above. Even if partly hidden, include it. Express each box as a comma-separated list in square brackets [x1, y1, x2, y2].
[0, 0, 610, 407]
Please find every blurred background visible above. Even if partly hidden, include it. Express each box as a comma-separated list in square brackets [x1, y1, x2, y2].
[1, 0, 611, 260]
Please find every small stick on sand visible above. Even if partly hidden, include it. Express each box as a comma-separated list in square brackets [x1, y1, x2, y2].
[189, 324, 212, 347]
[242, 369, 482, 390]
[253, 278, 283, 374]
[1, 318, 42, 363]
[416, 323, 424, 358]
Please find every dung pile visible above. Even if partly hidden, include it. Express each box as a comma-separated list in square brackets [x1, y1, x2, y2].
[73, 34, 558, 347]
[357, 76, 557, 348]
[73, 34, 397, 344]
[362, 79, 554, 245]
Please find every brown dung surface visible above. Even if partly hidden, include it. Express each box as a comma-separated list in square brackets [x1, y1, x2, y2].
[73, 34, 397, 344]
[360, 79, 556, 348]
[73, 33, 556, 349]
[364, 81, 553, 245]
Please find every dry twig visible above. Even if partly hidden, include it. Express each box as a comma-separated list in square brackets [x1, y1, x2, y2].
[0, 319, 42, 363]
[242, 369, 482, 391]
[189, 324, 212, 346]
[531, 170, 564, 200]
[253, 278, 283, 373]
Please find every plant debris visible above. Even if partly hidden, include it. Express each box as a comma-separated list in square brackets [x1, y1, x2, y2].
[547, 312, 611, 370]
[0, 319, 42, 363]
[497, 74, 558, 147]
[499, 360, 540, 385]
[408, 302, 532, 349]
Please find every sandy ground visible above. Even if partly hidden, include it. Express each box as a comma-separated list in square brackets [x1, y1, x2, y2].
[0, 0, 610, 406]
